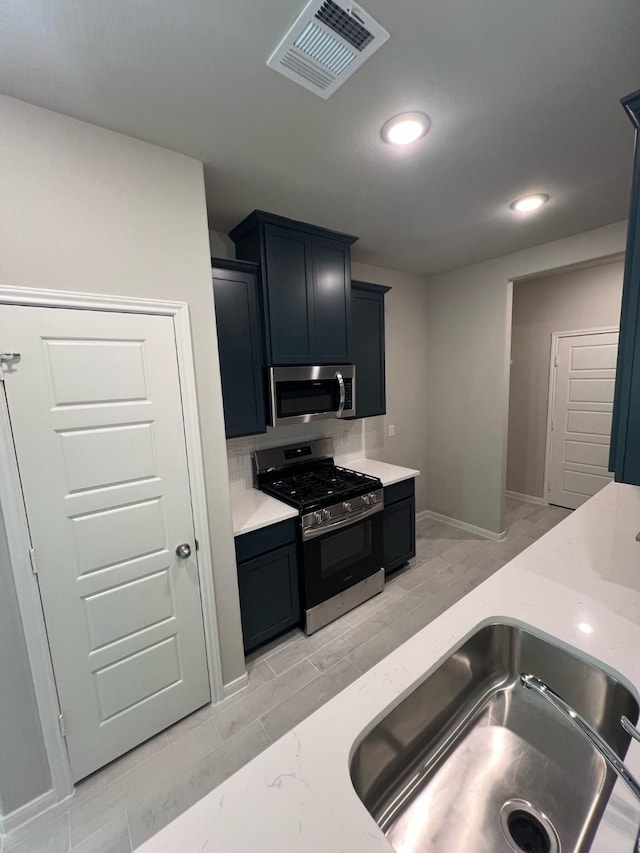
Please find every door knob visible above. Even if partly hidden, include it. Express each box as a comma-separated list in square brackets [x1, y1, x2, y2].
[176, 543, 192, 559]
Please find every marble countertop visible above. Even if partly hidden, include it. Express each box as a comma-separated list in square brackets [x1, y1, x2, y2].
[149, 483, 640, 851]
[230, 487, 298, 537]
[347, 457, 420, 486]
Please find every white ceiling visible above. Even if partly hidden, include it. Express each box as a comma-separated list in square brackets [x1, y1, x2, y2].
[1, 0, 639, 274]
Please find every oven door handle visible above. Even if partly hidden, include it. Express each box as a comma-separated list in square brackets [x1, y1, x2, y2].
[303, 501, 383, 541]
[335, 371, 345, 418]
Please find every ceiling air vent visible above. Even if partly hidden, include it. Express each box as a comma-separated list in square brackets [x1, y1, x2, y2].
[267, 0, 390, 99]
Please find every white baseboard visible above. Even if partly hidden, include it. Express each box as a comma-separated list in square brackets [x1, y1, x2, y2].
[416, 509, 506, 542]
[0, 788, 63, 836]
[222, 671, 249, 700]
[505, 490, 546, 506]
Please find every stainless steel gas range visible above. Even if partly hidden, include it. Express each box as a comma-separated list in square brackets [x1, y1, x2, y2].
[253, 438, 384, 634]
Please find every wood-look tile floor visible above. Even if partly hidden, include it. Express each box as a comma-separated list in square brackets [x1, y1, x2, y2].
[3, 498, 571, 853]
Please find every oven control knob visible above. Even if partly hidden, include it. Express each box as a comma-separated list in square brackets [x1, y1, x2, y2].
[322, 509, 331, 521]
[362, 494, 371, 505]
[343, 501, 352, 512]
[369, 493, 377, 504]
[313, 511, 323, 524]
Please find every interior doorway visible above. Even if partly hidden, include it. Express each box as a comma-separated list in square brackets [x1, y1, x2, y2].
[545, 329, 618, 509]
[506, 259, 624, 510]
[0, 287, 224, 805]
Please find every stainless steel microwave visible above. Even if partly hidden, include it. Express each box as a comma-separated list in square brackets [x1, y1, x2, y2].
[268, 365, 356, 427]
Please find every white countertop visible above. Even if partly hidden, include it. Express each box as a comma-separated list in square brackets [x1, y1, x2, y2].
[144, 483, 640, 852]
[231, 459, 419, 536]
[344, 457, 420, 487]
[230, 487, 298, 537]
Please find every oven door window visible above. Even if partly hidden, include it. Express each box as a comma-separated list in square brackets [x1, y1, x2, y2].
[302, 513, 383, 608]
[320, 523, 371, 579]
[276, 379, 339, 419]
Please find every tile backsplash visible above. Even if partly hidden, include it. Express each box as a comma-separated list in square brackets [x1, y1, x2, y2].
[227, 417, 383, 490]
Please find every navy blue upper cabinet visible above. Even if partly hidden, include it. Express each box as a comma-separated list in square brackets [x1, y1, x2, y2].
[310, 235, 352, 363]
[212, 258, 267, 439]
[229, 210, 357, 365]
[263, 224, 313, 363]
[351, 281, 390, 418]
[610, 89, 640, 484]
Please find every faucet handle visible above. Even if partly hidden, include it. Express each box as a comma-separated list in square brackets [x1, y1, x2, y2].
[621, 716, 640, 744]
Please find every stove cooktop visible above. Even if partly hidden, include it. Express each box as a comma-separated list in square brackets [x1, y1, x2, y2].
[260, 464, 381, 513]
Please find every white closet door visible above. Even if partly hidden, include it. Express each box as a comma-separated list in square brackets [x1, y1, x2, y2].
[1, 304, 209, 781]
[548, 331, 618, 510]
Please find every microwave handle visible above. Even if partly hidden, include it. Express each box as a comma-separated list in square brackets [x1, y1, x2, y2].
[336, 371, 345, 417]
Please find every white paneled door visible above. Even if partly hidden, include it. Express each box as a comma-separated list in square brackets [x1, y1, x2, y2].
[548, 331, 618, 510]
[1, 305, 210, 781]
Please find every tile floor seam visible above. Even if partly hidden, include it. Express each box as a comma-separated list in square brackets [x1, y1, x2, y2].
[263, 657, 278, 678]
[63, 811, 71, 853]
[266, 620, 354, 676]
[257, 719, 273, 744]
[125, 813, 134, 853]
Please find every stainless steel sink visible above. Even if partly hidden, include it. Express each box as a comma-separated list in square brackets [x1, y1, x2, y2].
[350, 622, 639, 852]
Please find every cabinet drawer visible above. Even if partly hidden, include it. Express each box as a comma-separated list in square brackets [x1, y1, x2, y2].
[384, 478, 415, 507]
[235, 518, 297, 564]
[237, 543, 300, 652]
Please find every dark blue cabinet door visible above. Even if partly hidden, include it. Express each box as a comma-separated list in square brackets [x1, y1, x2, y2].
[263, 224, 314, 364]
[311, 236, 352, 363]
[212, 260, 266, 438]
[237, 543, 300, 652]
[351, 281, 390, 418]
[383, 479, 416, 574]
[230, 211, 358, 366]
[610, 89, 640, 485]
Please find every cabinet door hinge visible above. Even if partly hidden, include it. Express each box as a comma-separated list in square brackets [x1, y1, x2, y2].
[551, 419, 556, 431]
[28, 547, 38, 575]
[195, 539, 200, 552]
[554, 355, 558, 367]
[58, 713, 66, 738]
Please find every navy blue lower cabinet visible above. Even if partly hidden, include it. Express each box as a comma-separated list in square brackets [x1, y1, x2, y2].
[351, 281, 390, 418]
[235, 522, 300, 652]
[212, 258, 266, 439]
[610, 89, 640, 484]
[383, 479, 416, 574]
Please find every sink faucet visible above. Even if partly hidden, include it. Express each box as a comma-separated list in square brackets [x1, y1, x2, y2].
[520, 673, 640, 802]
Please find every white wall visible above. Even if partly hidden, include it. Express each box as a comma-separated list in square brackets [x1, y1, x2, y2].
[210, 230, 235, 260]
[425, 221, 628, 534]
[350, 262, 430, 512]
[0, 96, 245, 752]
[507, 259, 624, 499]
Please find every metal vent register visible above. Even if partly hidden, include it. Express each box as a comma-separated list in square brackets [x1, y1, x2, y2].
[316, 1, 375, 50]
[267, 0, 389, 99]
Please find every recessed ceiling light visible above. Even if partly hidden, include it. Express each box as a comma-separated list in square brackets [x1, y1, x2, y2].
[510, 193, 550, 213]
[381, 112, 430, 146]
[578, 622, 594, 634]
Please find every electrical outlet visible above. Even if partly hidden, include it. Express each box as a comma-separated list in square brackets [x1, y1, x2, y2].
[388, 424, 395, 437]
